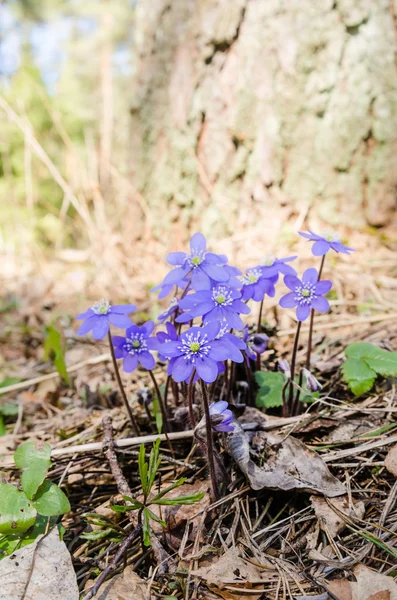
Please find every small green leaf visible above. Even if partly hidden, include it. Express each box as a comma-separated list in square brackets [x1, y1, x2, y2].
[255, 371, 285, 408]
[154, 492, 205, 506]
[345, 342, 397, 377]
[0, 484, 37, 535]
[0, 403, 19, 417]
[150, 477, 187, 504]
[342, 358, 376, 396]
[144, 506, 166, 527]
[14, 441, 52, 500]
[142, 508, 152, 546]
[31, 481, 70, 516]
[147, 438, 161, 495]
[138, 443, 148, 497]
[152, 396, 163, 434]
[44, 325, 70, 385]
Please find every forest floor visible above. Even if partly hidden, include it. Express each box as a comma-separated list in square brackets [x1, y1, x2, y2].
[1, 225, 397, 600]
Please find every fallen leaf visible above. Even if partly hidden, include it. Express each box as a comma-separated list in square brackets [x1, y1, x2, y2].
[328, 564, 397, 600]
[385, 444, 397, 476]
[0, 527, 79, 600]
[310, 495, 365, 538]
[84, 566, 150, 600]
[191, 546, 274, 585]
[293, 594, 328, 600]
[226, 422, 346, 497]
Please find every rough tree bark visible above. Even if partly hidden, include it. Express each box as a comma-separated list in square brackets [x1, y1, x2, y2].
[129, 0, 397, 237]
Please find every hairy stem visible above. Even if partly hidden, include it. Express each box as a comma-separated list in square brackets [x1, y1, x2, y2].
[305, 255, 325, 369]
[107, 332, 139, 434]
[243, 358, 255, 407]
[287, 321, 302, 415]
[188, 372, 197, 428]
[200, 379, 219, 500]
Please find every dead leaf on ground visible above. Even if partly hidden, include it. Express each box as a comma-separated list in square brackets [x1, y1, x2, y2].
[0, 527, 79, 600]
[84, 566, 151, 600]
[328, 564, 397, 600]
[310, 495, 365, 540]
[226, 422, 346, 497]
[385, 444, 397, 476]
[191, 546, 278, 599]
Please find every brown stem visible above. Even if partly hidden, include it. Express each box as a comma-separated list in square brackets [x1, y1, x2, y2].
[291, 368, 304, 416]
[243, 358, 255, 407]
[82, 524, 142, 600]
[148, 370, 170, 433]
[163, 375, 171, 411]
[226, 361, 235, 402]
[107, 332, 139, 434]
[287, 321, 302, 415]
[188, 372, 197, 428]
[305, 255, 325, 370]
[200, 379, 220, 500]
[257, 299, 264, 334]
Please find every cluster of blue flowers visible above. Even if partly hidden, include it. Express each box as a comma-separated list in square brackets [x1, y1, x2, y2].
[76, 229, 353, 430]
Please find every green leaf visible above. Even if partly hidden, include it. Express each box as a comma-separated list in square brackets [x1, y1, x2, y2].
[0, 377, 21, 396]
[31, 481, 70, 516]
[144, 506, 166, 527]
[14, 441, 52, 500]
[152, 396, 163, 434]
[150, 477, 187, 504]
[255, 371, 285, 408]
[0, 484, 37, 535]
[345, 342, 397, 377]
[44, 325, 70, 385]
[0, 403, 19, 417]
[142, 508, 152, 546]
[138, 443, 148, 497]
[147, 438, 161, 496]
[342, 358, 376, 396]
[154, 492, 205, 506]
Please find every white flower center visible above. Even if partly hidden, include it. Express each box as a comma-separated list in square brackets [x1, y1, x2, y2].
[188, 248, 206, 268]
[322, 230, 340, 243]
[180, 332, 210, 361]
[211, 286, 233, 306]
[91, 299, 111, 315]
[295, 283, 315, 305]
[241, 268, 261, 285]
[261, 254, 276, 267]
[125, 334, 147, 354]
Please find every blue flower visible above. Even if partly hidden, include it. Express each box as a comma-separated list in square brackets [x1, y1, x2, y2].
[209, 401, 234, 432]
[242, 325, 269, 360]
[176, 284, 250, 330]
[240, 269, 278, 302]
[77, 300, 136, 340]
[299, 230, 354, 256]
[158, 322, 237, 383]
[155, 321, 179, 373]
[255, 254, 297, 278]
[160, 233, 228, 291]
[112, 321, 158, 372]
[151, 278, 188, 300]
[279, 268, 332, 321]
[157, 298, 179, 323]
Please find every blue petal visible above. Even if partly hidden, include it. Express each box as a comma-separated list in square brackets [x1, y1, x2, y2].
[312, 240, 330, 256]
[162, 266, 190, 285]
[111, 304, 137, 314]
[191, 268, 211, 290]
[201, 263, 228, 281]
[139, 351, 155, 370]
[195, 356, 218, 383]
[284, 275, 301, 291]
[167, 251, 187, 266]
[123, 354, 138, 372]
[311, 296, 330, 313]
[190, 232, 206, 253]
[76, 308, 94, 320]
[172, 356, 194, 382]
[302, 268, 318, 285]
[296, 304, 311, 321]
[92, 317, 110, 339]
[108, 313, 132, 328]
[77, 315, 99, 335]
[279, 292, 297, 308]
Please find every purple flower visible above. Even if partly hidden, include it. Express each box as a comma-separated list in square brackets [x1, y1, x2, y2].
[240, 269, 278, 302]
[242, 325, 269, 361]
[158, 322, 237, 383]
[301, 368, 322, 392]
[155, 321, 179, 372]
[112, 321, 158, 373]
[151, 278, 188, 300]
[161, 233, 228, 291]
[157, 298, 179, 323]
[299, 230, 355, 256]
[212, 322, 246, 363]
[279, 268, 332, 321]
[77, 300, 136, 340]
[255, 254, 297, 278]
[176, 284, 250, 330]
[209, 401, 234, 432]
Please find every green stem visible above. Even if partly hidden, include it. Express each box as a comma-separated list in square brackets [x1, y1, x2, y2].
[107, 332, 139, 434]
[148, 370, 170, 433]
[200, 380, 220, 500]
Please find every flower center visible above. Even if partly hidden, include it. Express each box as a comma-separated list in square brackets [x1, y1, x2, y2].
[211, 286, 233, 306]
[125, 334, 147, 354]
[189, 342, 201, 353]
[295, 283, 315, 304]
[261, 254, 276, 267]
[91, 299, 111, 315]
[241, 268, 261, 286]
[322, 230, 340, 243]
[188, 248, 206, 268]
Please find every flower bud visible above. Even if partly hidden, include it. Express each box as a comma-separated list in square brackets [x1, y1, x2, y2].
[301, 368, 322, 392]
[278, 359, 291, 379]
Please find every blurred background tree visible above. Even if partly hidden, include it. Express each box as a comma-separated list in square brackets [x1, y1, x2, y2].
[0, 0, 396, 272]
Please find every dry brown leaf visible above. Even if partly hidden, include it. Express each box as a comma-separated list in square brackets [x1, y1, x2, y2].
[310, 495, 365, 538]
[328, 564, 397, 600]
[226, 422, 346, 497]
[191, 546, 274, 586]
[84, 566, 151, 600]
[385, 444, 397, 476]
[0, 527, 79, 600]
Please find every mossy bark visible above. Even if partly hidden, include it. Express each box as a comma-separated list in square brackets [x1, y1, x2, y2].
[129, 0, 397, 236]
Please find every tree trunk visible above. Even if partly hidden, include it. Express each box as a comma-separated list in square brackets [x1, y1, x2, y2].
[129, 0, 397, 237]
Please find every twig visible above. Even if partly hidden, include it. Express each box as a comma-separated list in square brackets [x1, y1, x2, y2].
[102, 415, 132, 498]
[81, 524, 142, 600]
[200, 380, 219, 500]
